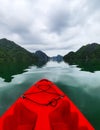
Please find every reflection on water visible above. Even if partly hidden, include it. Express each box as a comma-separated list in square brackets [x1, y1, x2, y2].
[0, 60, 48, 82]
[65, 60, 100, 72]
[0, 63, 31, 82]
[34, 60, 48, 68]
[0, 61, 100, 129]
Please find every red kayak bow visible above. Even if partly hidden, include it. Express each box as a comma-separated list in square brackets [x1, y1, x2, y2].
[0, 79, 95, 130]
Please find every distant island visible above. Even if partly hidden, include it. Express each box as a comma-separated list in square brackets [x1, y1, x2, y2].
[50, 55, 63, 62]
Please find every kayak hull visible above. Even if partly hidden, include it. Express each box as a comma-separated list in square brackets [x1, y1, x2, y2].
[0, 79, 95, 130]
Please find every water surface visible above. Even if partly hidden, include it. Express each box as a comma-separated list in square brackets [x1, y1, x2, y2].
[0, 61, 100, 129]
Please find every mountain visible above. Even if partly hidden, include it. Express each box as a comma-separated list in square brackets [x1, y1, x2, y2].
[34, 50, 49, 61]
[33, 50, 50, 67]
[63, 43, 100, 72]
[64, 43, 100, 62]
[0, 38, 36, 64]
[51, 55, 63, 62]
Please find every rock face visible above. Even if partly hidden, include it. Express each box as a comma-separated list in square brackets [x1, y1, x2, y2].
[51, 55, 63, 62]
[63, 43, 100, 62]
[0, 38, 36, 64]
[34, 50, 49, 62]
[34, 50, 50, 67]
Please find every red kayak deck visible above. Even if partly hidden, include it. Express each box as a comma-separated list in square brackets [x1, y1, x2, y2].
[0, 79, 95, 130]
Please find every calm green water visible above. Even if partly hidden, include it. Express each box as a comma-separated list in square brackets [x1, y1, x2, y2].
[0, 61, 100, 129]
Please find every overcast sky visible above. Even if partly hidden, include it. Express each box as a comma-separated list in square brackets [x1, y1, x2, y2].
[0, 0, 100, 56]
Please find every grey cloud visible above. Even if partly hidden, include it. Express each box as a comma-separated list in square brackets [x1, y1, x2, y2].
[21, 33, 44, 45]
[88, 0, 100, 10]
[0, 0, 100, 56]
[47, 1, 89, 35]
[0, 8, 44, 45]
[11, 25, 29, 35]
[32, 43, 77, 51]
[48, 10, 71, 34]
